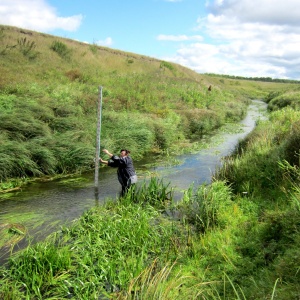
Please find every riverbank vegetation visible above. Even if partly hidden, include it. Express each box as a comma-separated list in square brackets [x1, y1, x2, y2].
[0, 25, 296, 191]
[0, 25, 300, 299]
[1, 91, 300, 299]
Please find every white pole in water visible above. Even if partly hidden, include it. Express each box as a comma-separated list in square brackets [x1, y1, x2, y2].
[94, 86, 103, 187]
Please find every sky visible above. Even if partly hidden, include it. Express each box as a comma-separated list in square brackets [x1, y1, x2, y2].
[1, 0, 300, 80]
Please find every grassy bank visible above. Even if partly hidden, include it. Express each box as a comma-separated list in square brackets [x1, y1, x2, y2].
[0, 25, 296, 191]
[0, 95, 299, 298]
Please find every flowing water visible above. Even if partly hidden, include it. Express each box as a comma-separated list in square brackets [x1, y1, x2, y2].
[0, 100, 267, 264]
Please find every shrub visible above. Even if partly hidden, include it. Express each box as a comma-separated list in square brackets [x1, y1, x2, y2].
[268, 91, 300, 111]
[50, 40, 71, 60]
[180, 109, 221, 139]
[178, 180, 233, 232]
[160, 61, 175, 71]
[17, 37, 39, 60]
[65, 69, 82, 81]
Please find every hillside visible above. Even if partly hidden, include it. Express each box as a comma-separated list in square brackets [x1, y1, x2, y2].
[0, 24, 296, 189]
[0, 25, 203, 85]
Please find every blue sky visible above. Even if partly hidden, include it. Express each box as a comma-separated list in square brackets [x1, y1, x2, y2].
[1, 0, 300, 79]
[49, 0, 207, 58]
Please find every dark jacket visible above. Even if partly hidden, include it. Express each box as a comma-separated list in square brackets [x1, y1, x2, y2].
[108, 155, 136, 187]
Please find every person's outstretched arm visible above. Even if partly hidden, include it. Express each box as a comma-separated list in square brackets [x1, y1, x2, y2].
[99, 158, 108, 165]
[100, 149, 118, 167]
[102, 149, 113, 157]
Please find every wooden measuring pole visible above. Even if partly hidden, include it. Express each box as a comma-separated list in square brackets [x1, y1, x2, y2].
[94, 86, 103, 187]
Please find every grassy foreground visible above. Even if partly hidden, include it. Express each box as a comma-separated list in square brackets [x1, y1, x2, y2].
[0, 94, 300, 298]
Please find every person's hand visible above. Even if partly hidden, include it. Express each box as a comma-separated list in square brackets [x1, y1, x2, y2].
[102, 149, 109, 154]
[102, 149, 113, 157]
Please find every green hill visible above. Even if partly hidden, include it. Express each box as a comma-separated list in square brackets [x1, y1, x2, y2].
[0, 24, 296, 189]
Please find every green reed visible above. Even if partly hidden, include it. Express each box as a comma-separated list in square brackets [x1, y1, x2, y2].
[178, 181, 233, 232]
[122, 177, 174, 209]
[0, 179, 187, 299]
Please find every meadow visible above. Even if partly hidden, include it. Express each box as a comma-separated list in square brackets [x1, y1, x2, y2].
[0, 25, 300, 299]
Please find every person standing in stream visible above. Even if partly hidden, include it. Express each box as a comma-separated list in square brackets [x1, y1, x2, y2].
[100, 148, 137, 197]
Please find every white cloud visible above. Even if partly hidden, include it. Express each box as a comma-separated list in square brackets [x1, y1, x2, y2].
[157, 34, 203, 42]
[206, 0, 300, 26]
[95, 37, 113, 47]
[0, 0, 82, 32]
[164, 0, 300, 79]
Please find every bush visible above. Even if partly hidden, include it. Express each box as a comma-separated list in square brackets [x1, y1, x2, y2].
[180, 109, 221, 139]
[17, 37, 39, 60]
[268, 91, 300, 111]
[178, 181, 233, 232]
[50, 40, 71, 60]
[160, 61, 175, 71]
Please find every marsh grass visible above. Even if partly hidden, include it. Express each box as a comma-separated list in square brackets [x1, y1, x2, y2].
[0, 178, 189, 299]
[178, 181, 233, 232]
[0, 223, 27, 250]
[1, 24, 288, 190]
[215, 107, 300, 198]
[123, 177, 174, 209]
[268, 90, 300, 111]
[168, 98, 300, 298]
[205, 104, 300, 298]
[1, 149, 300, 299]
[120, 259, 187, 299]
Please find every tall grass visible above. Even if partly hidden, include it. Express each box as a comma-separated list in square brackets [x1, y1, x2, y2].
[0, 24, 282, 189]
[0, 78, 248, 186]
[215, 107, 300, 198]
[122, 177, 174, 209]
[121, 259, 186, 299]
[0, 178, 189, 299]
[206, 102, 300, 298]
[267, 90, 300, 111]
[178, 181, 233, 232]
[1, 158, 300, 298]
[50, 40, 71, 60]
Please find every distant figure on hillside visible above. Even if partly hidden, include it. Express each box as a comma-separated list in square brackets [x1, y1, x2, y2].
[100, 148, 137, 197]
[208, 85, 212, 92]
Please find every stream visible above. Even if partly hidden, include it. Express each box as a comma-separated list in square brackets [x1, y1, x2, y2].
[0, 99, 267, 264]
